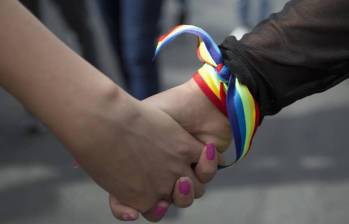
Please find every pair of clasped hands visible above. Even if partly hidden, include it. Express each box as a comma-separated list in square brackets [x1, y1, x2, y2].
[104, 79, 232, 222]
[0, 1, 232, 222]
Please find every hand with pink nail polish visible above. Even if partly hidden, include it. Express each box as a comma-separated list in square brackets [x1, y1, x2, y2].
[108, 78, 228, 222]
[109, 143, 220, 222]
[0, 1, 217, 223]
[143, 79, 229, 210]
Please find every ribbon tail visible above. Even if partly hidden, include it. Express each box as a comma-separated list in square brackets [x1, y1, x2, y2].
[155, 25, 223, 65]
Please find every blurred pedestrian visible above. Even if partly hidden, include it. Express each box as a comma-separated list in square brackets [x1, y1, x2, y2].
[231, 0, 270, 39]
[99, 0, 163, 100]
[19, 0, 100, 69]
[0, 2, 219, 222]
[177, 0, 189, 25]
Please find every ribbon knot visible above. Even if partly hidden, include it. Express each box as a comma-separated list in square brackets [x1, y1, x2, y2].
[216, 64, 231, 81]
[155, 25, 260, 167]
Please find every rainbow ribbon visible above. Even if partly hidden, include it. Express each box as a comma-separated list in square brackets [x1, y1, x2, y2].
[155, 25, 260, 167]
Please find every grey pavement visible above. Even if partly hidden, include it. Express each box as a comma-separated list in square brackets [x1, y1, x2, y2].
[1, 0, 349, 224]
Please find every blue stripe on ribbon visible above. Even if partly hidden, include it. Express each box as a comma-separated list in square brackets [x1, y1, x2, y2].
[233, 91, 246, 160]
[155, 25, 255, 166]
[226, 78, 242, 161]
[155, 25, 223, 65]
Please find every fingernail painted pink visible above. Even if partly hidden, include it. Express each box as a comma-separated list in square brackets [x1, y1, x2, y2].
[179, 179, 191, 195]
[154, 206, 168, 219]
[206, 143, 216, 160]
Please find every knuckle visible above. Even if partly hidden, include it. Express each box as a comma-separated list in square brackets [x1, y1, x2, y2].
[176, 142, 191, 155]
[167, 158, 187, 177]
[177, 142, 200, 163]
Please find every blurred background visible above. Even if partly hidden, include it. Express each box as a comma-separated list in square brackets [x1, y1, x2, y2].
[1, 0, 349, 223]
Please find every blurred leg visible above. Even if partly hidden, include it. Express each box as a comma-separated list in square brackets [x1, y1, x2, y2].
[19, 0, 41, 18]
[237, 0, 250, 28]
[177, 0, 189, 25]
[98, 0, 131, 89]
[120, 0, 163, 100]
[259, 0, 270, 22]
[53, 0, 100, 70]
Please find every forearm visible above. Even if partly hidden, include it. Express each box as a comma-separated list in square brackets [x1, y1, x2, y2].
[220, 0, 349, 116]
[0, 1, 122, 151]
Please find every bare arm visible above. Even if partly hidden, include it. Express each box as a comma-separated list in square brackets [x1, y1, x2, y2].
[0, 0, 207, 213]
[0, 0, 121, 147]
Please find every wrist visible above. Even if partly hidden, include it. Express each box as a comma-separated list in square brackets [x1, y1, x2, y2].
[169, 79, 231, 152]
[51, 81, 125, 154]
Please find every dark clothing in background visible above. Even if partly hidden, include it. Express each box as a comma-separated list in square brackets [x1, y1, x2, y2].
[99, 0, 163, 100]
[97, 0, 125, 84]
[19, 0, 100, 134]
[177, 0, 189, 25]
[237, 0, 270, 28]
[22, 0, 163, 100]
[20, 0, 99, 70]
[220, 0, 349, 117]
[120, 0, 163, 99]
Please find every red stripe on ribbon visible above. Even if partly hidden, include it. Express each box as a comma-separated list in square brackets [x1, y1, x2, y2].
[193, 73, 227, 116]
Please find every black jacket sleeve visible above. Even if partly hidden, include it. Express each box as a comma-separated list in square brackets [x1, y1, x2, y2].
[220, 0, 349, 116]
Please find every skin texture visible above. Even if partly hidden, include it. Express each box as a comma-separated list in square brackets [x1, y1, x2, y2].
[0, 1, 232, 222]
[109, 79, 231, 222]
[110, 144, 219, 222]
[0, 0, 210, 215]
[145, 79, 231, 153]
